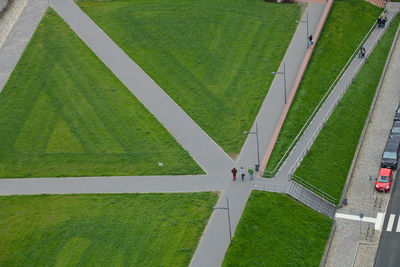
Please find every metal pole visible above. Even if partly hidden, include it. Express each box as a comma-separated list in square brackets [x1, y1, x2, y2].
[370, 175, 373, 198]
[227, 197, 232, 244]
[256, 123, 260, 167]
[306, 12, 309, 48]
[283, 63, 287, 104]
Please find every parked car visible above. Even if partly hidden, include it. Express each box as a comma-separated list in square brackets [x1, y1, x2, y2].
[394, 105, 400, 121]
[375, 168, 393, 192]
[390, 121, 400, 135]
[381, 135, 400, 170]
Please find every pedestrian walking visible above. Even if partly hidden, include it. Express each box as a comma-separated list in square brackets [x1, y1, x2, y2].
[309, 34, 314, 47]
[231, 167, 237, 181]
[359, 46, 366, 58]
[240, 167, 245, 181]
[248, 166, 254, 181]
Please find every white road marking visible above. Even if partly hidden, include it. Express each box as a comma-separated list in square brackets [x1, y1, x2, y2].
[396, 216, 400, 232]
[335, 212, 387, 231]
[376, 212, 385, 231]
[335, 213, 361, 221]
[335, 212, 376, 223]
[387, 214, 396, 232]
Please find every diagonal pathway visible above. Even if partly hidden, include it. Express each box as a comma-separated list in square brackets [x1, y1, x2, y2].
[50, 0, 233, 175]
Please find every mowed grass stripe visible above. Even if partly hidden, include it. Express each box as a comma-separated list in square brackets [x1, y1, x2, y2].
[0, 9, 203, 178]
[265, 0, 382, 174]
[78, 0, 301, 155]
[0, 192, 218, 266]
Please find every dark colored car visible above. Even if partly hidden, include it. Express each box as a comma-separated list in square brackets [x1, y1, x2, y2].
[375, 168, 393, 192]
[394, 106, 400, 121]
[390, 121, 400, 135]
[381, 135, 400, 170]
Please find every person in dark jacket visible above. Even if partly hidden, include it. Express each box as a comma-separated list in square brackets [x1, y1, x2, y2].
[231, 167, 237, 181]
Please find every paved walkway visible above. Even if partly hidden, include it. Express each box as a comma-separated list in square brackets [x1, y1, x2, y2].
[0, 0, 326, 265]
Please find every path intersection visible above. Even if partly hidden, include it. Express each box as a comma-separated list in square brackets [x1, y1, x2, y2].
[0, 0, 325, 265]
[0, 0, 397, 266]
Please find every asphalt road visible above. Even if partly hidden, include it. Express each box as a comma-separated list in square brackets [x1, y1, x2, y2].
[374, 169, 400, 267]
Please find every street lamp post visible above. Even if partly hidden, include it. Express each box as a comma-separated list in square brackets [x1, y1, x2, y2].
[272, 62, 287, 104]
[296, 12, 309, 48]
[214, 197, 232, 244]
[244, 122, 260, 171]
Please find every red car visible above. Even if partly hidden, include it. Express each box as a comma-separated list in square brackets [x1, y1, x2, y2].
[375, 168, 393, 192]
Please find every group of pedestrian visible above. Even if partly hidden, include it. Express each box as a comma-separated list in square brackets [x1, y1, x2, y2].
[378, 12, 387, 28]
[231, 166, 254, 182]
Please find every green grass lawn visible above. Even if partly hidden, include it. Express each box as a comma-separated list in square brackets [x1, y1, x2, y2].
[265, 0, 381, 175]
[223, 191, 332, 266]
[294, 14, 400, 201]
[0, 9, 203, 178]
[0, 192, 217, 266]
[77, 0, 301, 156]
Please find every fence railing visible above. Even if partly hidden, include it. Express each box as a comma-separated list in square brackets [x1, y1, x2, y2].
[264, 17, 381, 178]
[291, 174, 337, 204]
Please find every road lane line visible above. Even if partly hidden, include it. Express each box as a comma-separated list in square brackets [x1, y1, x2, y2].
[376, 212, 385, 231]
[396, 216, 400, 232]
[387, 214, 396, 232]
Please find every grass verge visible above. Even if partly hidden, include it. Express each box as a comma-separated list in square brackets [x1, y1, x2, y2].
[0, 192, 217, 266]
[222, 191, 332, 266]
[78, 0, 300, 155]
[0, 9, 203, 178]
[294, 14, 400, 201]
[265, 0, 382, 175]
